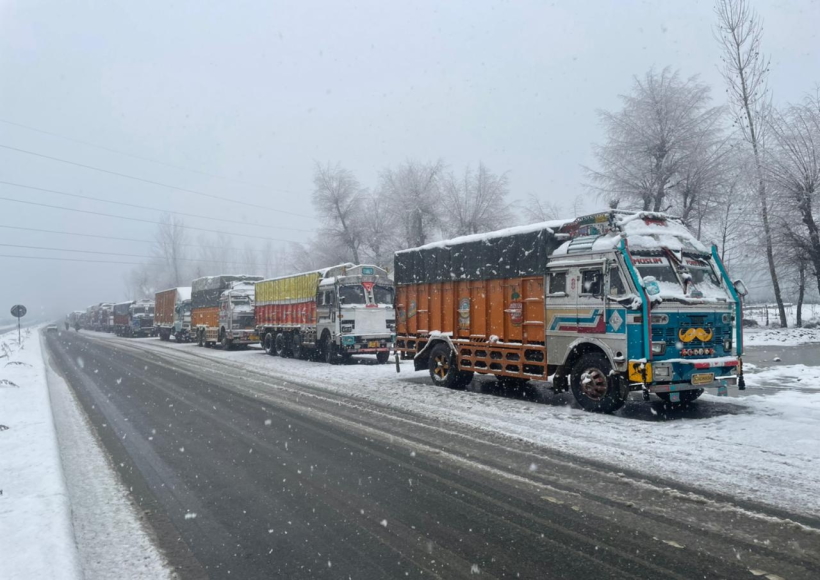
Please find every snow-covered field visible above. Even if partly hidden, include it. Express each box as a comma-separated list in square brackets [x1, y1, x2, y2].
[113, 333, 820, 520]
[0, 328, 80, 580]
[744, 303, 820, 345]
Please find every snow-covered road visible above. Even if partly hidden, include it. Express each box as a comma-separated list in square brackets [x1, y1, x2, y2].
[81, 330, 820, 521]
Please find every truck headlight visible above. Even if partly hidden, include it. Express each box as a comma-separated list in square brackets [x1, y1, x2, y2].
[654, 365, 671, 379]
[651, 342, 667, 355]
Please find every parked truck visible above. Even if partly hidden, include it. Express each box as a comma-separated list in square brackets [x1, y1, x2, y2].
[113, 301, 133, 336]
[255, 264, 395, 364]
[112, 299, 155, 337]
[155, 287, 192, 342]
[394, 211, 747, 413]
[191, 275, 263, 348]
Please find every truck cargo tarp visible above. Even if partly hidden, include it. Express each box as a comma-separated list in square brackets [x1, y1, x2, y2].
[395, 227, 560, 285]
[256, 272, 322, 305]
[191, 275, 263, 309]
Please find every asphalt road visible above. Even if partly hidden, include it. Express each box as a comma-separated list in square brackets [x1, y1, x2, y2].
[44, 331, 820, 579]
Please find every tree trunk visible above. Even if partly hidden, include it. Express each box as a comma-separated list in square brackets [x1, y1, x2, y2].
[797, 194, 820, 296]
[797, 261, 805, 328]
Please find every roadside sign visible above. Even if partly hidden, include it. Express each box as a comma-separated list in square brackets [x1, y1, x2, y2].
[10, 304, 26, 345]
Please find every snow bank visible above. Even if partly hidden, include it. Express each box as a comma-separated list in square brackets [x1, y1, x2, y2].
[744, 326, 820, 346]
[0, 328, 80, 580]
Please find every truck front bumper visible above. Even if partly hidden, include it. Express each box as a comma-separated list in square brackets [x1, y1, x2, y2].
[627, 358, 740, 392]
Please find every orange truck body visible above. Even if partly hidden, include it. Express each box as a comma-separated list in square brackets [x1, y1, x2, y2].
[395, 226, 560, 381]
[396, 277, 548, 379]
[154, 288, 178, 327]
[192, 306, 219, 329]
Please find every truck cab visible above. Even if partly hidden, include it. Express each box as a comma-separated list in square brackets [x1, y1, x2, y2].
[545, 211, 745, 411]
[318, 265, 395, 363]
[174, 298, 192, 341]
[128, 300, 156, 337]
[217, 282, 258, 349]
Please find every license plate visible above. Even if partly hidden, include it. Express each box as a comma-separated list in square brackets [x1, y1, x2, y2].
[691, 373, 714, 386]
[368, 341, 380, 348]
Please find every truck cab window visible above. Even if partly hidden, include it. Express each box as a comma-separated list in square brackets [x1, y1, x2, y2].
[609, 267, 627, 296]
[338, 285, 366, 305]
[373, 285, 394, 305]
[548, 272, 567, 294]
[581, 270, 603, 296]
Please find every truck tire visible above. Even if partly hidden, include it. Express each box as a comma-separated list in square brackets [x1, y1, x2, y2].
[428, 343, 473, 390]
[569, 352, 625, 413]
[291, 332, 304, 360]
[325, 341, 339, 365]
[264, 333, 276, 356]
[221, 335, 232, 350]
[656, 389, 703, 405]
[275, 333, 289, 357]
[376, 351, 390, 364]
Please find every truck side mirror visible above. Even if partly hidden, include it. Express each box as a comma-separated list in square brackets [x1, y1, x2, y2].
[733, 279, 748, 297]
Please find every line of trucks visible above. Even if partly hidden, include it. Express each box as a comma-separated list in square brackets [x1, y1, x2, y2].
[66, 210, 748, 413]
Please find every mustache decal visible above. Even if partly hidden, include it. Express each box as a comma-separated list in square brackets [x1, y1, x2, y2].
[678, 327, 714, 343]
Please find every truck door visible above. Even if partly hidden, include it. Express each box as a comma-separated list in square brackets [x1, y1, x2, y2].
[576, 266, 606, 335]
[545, 266, 576, 365]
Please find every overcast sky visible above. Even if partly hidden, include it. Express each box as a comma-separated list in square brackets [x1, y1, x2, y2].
[1, 0, 818, 319]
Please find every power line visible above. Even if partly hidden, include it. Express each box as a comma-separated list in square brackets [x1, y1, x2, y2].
[0, 118, 297, 194]
[0, 180, 312, 233]
[0, 223, 273, 255]
[0, 242, 265, 266]
[0, 196, 303, 244]
[0, 143, 315, 219]
[0, 253, 143, 266]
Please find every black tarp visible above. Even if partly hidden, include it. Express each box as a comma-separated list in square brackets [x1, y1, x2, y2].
[394, 227, 560, 285]
[191, 275, 263, 309]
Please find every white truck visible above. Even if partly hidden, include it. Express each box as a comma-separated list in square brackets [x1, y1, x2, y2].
[255, 264, 395, 364]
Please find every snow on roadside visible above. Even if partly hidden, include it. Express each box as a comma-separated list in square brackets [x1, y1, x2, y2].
[744, 326, 820, 346]
[0, 328, 81, 580]
[111, 334, 820, 519]
[43, 339, 173, 580]
[743, 363, 820, 391]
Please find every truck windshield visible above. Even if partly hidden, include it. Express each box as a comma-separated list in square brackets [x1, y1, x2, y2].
[683, 257, 728, 299]
[373, 285, 394, 305]
[132, 307, 145, 315]
[339, 285, 366, 305]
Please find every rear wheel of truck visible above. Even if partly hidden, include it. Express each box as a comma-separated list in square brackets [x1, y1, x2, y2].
[274, 333, 289, 357]
[428, 343, 473, 390]
[263, 333, 276, 356]
[656, 389, 703, 406]
[291, 332, 305, 359]
[376, 351, 390, 364]
[569, 352, 625, 413]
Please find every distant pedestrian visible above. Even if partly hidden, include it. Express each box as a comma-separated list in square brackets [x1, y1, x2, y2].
[64, 320, 70, 331]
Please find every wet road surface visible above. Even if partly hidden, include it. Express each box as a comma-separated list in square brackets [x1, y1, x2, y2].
[44, 331, 820, 579]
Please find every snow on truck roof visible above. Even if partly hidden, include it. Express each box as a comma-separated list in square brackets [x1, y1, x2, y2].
[396, 219, 572, 254]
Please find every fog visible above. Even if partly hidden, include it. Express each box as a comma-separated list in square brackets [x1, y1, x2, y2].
[1, 0, 817, 320]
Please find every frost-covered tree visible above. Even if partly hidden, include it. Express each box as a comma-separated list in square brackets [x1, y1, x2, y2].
[154, 215, 188, 287]
[359, 190, 399, 270]
[381, 159, 444, 248]
[312, 162, 364, 264]
[714, 0, 787, 326]
[441, 163, 514, 237]
[767, 95, 820, 294]
[586, 67, 724, 215]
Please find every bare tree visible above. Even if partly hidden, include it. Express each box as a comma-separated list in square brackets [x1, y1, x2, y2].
[586, 67, 724, 214]
[715, 0, 787, 326]
[359, 190, 399, 270]
[312, 162, 364, 263]
[441, 163, 514, 237]
[767, 94, 820, 293]
[524, 195, 565, 223]
[381, 159, 445, 247]
[154, 215, 188, 287]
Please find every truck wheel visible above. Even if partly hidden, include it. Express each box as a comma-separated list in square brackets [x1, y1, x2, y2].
[656, 389, 703, 405]
[221, 335, 232, 350]
[275, 333, 289, 357]
[428, 343, 473, 390]
[325, 341, 339, 365]
[376, 351, 390, 364]
[264, 333, 276, 356]
[569, 352, 625, 413]
[291, 333, 304, 359]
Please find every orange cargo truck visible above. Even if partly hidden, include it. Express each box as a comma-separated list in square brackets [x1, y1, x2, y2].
[191, 275, 262, 348]
[395, 211, 747, 413]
